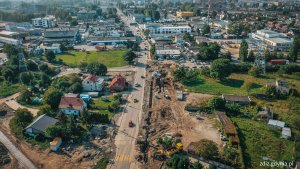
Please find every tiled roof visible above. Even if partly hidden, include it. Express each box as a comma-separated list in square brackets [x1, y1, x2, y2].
[84, 75, 97, 83]
[59, 96, 84, 110]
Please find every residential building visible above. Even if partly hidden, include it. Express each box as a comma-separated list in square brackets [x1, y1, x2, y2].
[222, 95, 251, 105]
[82, 75, 105, 92]
[109, 75, 126, 92]
[32, 15, 56, 28]
[251, 29, 292, 51]
[58, 96, 87, 115]
[268, 59, 289, 65]
[24, 114, 59, 137]
[88, 37, 136, 46]
[45, 44, 62, 54]
[176, 11, 194, 18]
[77, 10, 97, 20]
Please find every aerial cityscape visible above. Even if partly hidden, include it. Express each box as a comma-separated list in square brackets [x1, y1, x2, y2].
[0, 0, 299, 169]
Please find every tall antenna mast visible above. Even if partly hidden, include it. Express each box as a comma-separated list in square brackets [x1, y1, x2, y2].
[18, 47, 28, 72]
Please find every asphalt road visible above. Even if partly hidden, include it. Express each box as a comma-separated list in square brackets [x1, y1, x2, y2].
[108, 9, 148, 169]
[0, 131, 36, 169]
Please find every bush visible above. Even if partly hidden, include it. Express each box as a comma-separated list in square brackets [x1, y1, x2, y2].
[225, 104, 241, 116]
[231, 62, 251, 73]
[209, 97, 225, 110]
[278, 64, 300, 74]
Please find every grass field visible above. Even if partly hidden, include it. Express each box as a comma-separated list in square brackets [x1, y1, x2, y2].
[56, 50, 128, 67]
[185, 73, 300, 95]
[90, 96, 117, 118]
[232, 117, 294, 169]
[0, 83, 26, 98]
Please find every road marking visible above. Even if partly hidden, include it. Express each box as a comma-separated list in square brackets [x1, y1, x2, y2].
[115, 154, 130, 162]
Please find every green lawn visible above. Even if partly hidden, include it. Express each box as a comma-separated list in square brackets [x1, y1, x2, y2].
[56, 50, 128, 67]
[185, 73, 300, 95]
[185, 73, 267, 95]
[91, 96, 114, 109]
[0, 83, 26, 98]
[232, 117, 294, 169]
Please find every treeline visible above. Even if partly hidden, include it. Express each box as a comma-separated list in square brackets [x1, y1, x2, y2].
[0, 11, 42, 22]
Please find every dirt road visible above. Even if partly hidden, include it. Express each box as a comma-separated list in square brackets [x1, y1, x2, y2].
[0, 131, 36, 169]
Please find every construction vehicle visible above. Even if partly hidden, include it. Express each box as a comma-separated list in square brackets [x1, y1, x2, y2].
[165, 143, 183, 156]
[152, 143, 183, 159]
[129, 120, 134, 127]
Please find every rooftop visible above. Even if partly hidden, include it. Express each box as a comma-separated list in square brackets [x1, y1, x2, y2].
[59, 96, 85, 110]
[216, 111, 237, 135]
[25, 114, 58, 133]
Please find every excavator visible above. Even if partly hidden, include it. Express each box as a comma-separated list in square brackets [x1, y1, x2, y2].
[152, 143, 183, 160]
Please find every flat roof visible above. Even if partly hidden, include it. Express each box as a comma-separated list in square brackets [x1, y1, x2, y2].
[156, 49, 181, 55]
[266, 37, 292, 44]
[0, 30, 19, 36]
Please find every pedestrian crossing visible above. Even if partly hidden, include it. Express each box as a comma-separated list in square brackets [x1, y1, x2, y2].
[115, 154, 131, 162]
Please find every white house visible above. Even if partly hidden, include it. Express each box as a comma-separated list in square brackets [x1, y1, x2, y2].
[281, 127, 291, 139]
[268, 119, 285, 129]
[82, 75, 105, 92]
[58, 96, 87, 115]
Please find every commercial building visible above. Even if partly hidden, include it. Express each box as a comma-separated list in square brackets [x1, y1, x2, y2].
[43, 27, 80, 44]
[141, 24, 191, 35]
[176, 11, 194, 18]
[32, 15, 56, 28]
[77, 10, 97, 20]
[251, 29, 292, 51]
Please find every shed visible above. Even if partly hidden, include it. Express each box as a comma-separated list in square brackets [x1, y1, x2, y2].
[222, 95, 251, 105]
[268, 119, 285, 129]
[50, 137, 62, 151]
[281, 127, 291, 139]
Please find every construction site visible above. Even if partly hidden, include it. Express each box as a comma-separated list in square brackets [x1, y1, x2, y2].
[135, 61, 223, 168]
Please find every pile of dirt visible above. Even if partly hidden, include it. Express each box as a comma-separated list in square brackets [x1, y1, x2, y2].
[0, 103, 14, 117]
[0, 143, 11, 167]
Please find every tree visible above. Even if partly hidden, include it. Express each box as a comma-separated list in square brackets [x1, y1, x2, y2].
[3, 44, 18, 57]
[2, 67, 15, 82]
[68, 82, 82, 93]
[239, 39, 248, 62]
[202, 24, 210, 35]
[223, 145, 240, 167]
[210, 59, 232, 81]
[264, 49, 272, 61]
[265, 85, 277, 98]
[43, 87, 63, 109]
[27, 60, 38, 71]
[86, 63, 107, 75]
[248, 66, 261, 77]
[225, 104, 241, 116]
[209, 97, 225, 110]
[222, 51, 232, 60]
[19, 72, 34, 85]
[37, 105, 56, 117]
[143, 29, 150, 37]
[17, 89, 32, 104]
[46, 125, 64, 138]
[60, 43, 67, 52]
[177, 156, 190, 169]
[288, 36, 300, 62]
[10, 108, 33, 136]
[194, 139, 219, 159]
[153, 11, 160, 20]
[247, 50, 255, 62]
[183, 32, 193, 42]
[173, 67, 186, 82]
[70, 20, 78, 26]
[123, 50, 137, 63]
[45, 50, 56, 63]
[193, 161, 203, 169]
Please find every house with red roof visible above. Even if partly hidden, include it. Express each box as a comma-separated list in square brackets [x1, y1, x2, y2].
[109, 75, 126, 92]
[58, 96, 87, 115]
[82, 75, 105, 92]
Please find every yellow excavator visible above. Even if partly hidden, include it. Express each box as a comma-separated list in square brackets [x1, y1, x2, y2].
[152, 143, 183, 160]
